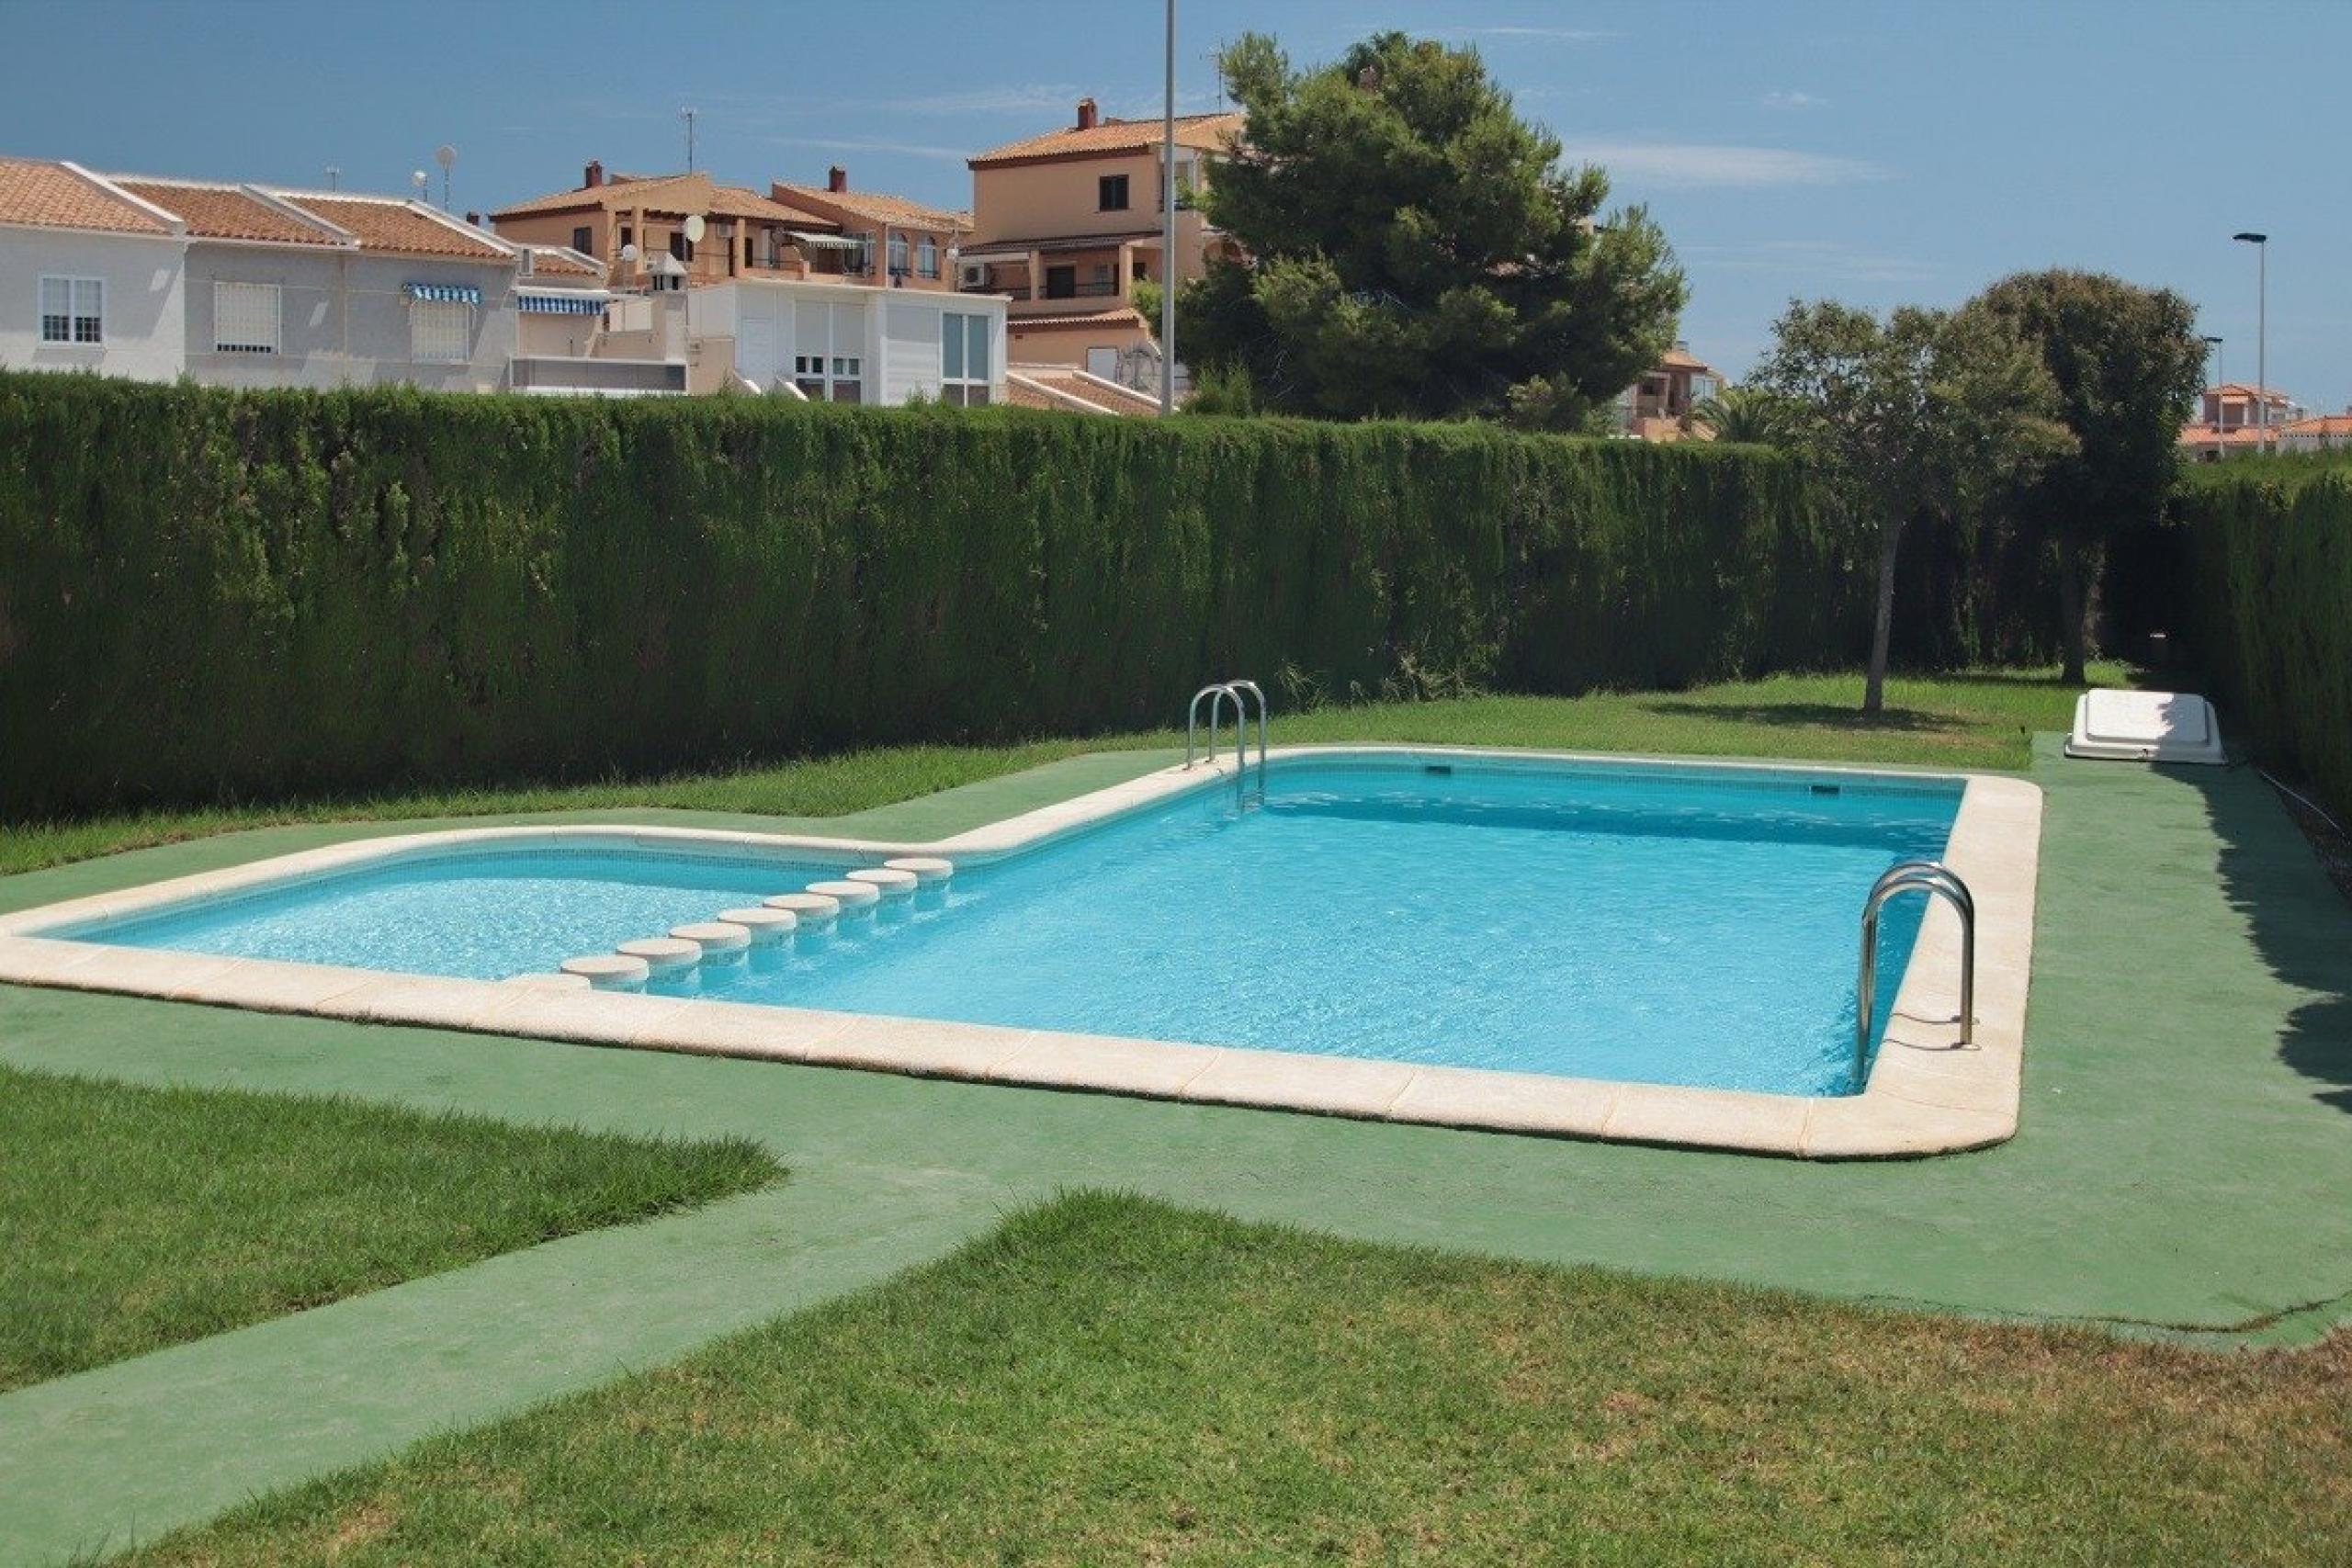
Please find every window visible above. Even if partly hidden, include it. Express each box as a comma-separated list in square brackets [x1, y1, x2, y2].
[887, 232, 909, 276]
[1045, 265, 1077, 300]
[410, 299, 471, 363]
[940, 311, 992, 407]
[571, 225, 593, 254]
[212, 282, 280, 354]
[793, 353, 863, 403]
[844, 236, 873, 276]
[668, 230, 694, 264]
[619, 225, 634, 249]
[38, 276, 103, 344]
[917, 235, 938, 278]
[1098, 174, 1129, 211]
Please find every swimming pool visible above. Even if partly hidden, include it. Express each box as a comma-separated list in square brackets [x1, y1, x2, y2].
[0, 748, 2042, 1156]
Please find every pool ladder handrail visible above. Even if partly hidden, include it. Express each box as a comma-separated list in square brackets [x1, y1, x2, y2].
[1856, 860, 1975, 1084]
[1185, 679, 1269, 786]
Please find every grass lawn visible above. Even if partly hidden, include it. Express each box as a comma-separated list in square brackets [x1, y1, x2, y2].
[0, 1065, 781, 1392]
[4, 665, 2119, 876]
[129, 1193, 2352, 1567]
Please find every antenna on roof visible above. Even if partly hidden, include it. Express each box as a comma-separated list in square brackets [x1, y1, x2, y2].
[323, 164, 341, 190]
[681, 107, 697, 172]
[434, 144, 458, 209]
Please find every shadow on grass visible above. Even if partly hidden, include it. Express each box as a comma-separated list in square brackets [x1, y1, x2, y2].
[2177, 761, 2352, 1115]
[1640, 701, 1959, 734]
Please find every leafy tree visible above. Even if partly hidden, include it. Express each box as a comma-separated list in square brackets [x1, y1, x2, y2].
[1751, 301, 2075, 716]
[1690, 385, 1794, 445]
[1969, 271, 2208, 682]
[1180, 30, 1686, 428]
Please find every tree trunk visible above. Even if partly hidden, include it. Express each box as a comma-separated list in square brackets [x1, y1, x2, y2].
[1864, 521, 1905, 717]
[2056, 533, 2087, 685]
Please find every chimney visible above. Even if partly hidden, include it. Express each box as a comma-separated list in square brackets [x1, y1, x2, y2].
[1076, 96, 1099, 130]
[583, 159, 605, 189]
[828, 164, 847, 193]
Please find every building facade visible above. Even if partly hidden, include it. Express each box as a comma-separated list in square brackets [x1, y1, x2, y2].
[2179, 383, 2308, 460]
[492, 163, 964, 298]
[958, 99, 1243, 376]
[687, 276, 1006, 405]
[0, 157, 187, 382]
[768, 167, 966, 294]
[0, 152, 682, 397]
[1613, 344, 1723, 440]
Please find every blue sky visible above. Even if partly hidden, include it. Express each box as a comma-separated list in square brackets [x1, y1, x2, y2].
[6, 0, 2346, 409]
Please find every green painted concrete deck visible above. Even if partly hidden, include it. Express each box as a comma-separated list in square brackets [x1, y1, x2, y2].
[2, 737, 2347, 1562]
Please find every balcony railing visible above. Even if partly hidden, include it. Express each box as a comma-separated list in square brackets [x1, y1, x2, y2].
[509, 356, 687, 396]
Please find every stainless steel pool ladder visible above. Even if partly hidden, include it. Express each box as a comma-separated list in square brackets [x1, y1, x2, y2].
[1185, 680, 1269, 785]
[1855, 860, 1975, 1084]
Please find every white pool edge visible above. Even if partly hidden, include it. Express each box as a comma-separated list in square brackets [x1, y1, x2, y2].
[0, 746, 2041, 1158]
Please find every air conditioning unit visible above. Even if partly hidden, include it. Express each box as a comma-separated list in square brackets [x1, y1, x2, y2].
[958, 262, 990, 289]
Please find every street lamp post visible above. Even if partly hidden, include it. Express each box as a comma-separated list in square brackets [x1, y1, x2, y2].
[2201, 334, 2223, 460]
[2233, 231, 2267, 452]
[1159, 0, 1177, 415]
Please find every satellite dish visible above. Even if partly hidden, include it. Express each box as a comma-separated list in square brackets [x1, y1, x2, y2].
[619, 243, 639, 263]
[683, 214, 707, 243]
[435, 144, 458, 171]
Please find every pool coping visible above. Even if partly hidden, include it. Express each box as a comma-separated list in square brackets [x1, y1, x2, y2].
[0, 746, 2041, 1159]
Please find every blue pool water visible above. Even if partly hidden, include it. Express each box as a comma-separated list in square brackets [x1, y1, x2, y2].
[63, 756, 1959, 1095]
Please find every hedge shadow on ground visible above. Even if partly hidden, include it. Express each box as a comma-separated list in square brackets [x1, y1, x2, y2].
[2183, 761, 2352, 1116]
[1637, 699, 1962, 735]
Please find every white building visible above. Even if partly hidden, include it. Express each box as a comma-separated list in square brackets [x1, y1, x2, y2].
[0, 157, 187, 381]
[0, 152, 681, 397]
[686, 276, 1006, 405]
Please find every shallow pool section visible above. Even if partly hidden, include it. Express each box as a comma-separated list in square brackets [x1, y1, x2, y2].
[57, 758, 1958, 1097]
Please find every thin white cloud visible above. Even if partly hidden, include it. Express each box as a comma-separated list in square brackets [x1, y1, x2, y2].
[1679, 240, 1938, 287]
[763, 135, 971, 164]
[1557, 141, 1887, 188]
[870, 85, 1086, 117]
[1761, 90, 1828, 109]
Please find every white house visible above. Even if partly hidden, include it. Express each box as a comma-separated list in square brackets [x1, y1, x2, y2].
[1, 152, 683, 397]
[686, 276, 1007, 405]
[0, 156, 188, 381]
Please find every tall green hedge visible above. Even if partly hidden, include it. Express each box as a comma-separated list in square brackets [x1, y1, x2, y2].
[0, 374, 1881, 818]
[2174, 454, 2352, 820]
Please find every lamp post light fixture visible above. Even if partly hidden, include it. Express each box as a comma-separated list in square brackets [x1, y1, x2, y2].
[2232, 231, 2267, 452]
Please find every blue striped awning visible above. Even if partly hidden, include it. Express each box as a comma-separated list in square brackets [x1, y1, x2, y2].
[402, 282, 481, 305]
[516, 293, 607, 316]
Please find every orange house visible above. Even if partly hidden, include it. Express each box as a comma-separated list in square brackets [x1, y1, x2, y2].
[958, 97, 1243, 378]
[492, 164, 868, 291]
[768, 167, 967, 293]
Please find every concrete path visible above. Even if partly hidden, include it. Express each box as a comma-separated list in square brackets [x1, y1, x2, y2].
[3, 737, 2347, 1562]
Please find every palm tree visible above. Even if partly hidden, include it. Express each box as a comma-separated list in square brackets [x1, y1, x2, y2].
[1690, 385, 1791, 445]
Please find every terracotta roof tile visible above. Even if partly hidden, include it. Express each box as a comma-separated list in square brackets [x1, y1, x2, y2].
[1028, 368, 1161, 414]
[772, 182, 968, 232]
[492, 171, 830, 227]
[521, 244, 602, 277]
[274, 194, 511, 260]
[111, 178, 342, 246]
[1006, 305, 1150, 333]
[0, 156, 173, 235]
[970, 111, 1242, 166]
[1003, 379, 1063, 412]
